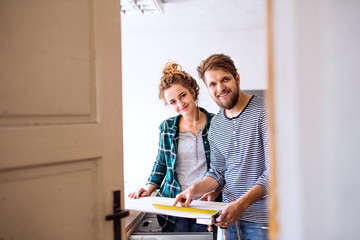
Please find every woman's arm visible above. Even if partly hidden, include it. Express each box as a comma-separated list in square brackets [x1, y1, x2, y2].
[129, 123, 168, 199]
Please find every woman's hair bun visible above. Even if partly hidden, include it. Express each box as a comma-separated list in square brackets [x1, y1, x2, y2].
[158, 60, 199, 104]
[162, 61, 185, 79]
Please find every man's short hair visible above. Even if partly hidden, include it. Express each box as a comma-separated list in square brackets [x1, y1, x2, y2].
[197, 54, 238, 83]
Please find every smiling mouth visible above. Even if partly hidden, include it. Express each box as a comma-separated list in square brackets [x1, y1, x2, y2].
[217, 91, 230, 98]
[180, 105, 188, 111]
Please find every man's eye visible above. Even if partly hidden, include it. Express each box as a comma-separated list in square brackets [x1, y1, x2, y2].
[169, 101, 175, 105]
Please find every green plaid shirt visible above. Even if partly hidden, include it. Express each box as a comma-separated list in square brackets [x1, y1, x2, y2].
[147, 107, 214, 230]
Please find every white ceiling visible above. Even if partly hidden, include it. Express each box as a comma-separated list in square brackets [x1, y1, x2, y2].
[121, 0, 266, 33]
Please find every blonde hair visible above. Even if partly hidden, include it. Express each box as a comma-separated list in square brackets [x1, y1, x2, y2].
[158, 61, 199, 104]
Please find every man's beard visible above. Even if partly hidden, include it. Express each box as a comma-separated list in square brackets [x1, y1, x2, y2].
[214, 85, 240, 110]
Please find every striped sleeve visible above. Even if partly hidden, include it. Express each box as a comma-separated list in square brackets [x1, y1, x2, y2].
[254, 110, 270, 192]
[205, 128, 225, 189]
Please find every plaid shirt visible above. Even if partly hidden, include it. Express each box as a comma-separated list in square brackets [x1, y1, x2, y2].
[147, 107, 214, 230]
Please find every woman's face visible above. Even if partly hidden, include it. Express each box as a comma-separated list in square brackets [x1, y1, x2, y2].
[164, 83, 196, 116]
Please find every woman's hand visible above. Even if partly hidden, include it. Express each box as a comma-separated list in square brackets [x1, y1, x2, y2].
[128, 184, 157, 199]
[128, 188, 151, 199]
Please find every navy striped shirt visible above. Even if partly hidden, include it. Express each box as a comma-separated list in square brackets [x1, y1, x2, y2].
[206, 95, 269, 223]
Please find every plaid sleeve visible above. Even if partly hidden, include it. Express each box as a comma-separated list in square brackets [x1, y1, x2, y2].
[147, 126, 167, 188]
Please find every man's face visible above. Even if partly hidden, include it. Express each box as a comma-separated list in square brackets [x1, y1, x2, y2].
[204, 69, 240, 110]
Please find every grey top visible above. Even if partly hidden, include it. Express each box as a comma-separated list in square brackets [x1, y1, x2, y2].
[176, 128, 207, 197]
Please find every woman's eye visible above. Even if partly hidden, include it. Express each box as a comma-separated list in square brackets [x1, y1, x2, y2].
[169, 101, 175, 105]
[179, 93, 186, 98]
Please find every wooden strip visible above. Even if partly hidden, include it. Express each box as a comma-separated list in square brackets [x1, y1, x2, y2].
[267, 0, 279, 239]
[125, 210, 146, 238]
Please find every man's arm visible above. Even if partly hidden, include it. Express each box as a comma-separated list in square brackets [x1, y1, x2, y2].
[215, 184, 267, 228]
[198, 183, 224, 201]
[173, 176, 219, 207]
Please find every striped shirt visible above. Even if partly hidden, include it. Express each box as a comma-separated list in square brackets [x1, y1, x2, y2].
[206, 95, 269, 223]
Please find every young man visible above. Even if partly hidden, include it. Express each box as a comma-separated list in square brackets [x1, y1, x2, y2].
[173, 54, 269, 239]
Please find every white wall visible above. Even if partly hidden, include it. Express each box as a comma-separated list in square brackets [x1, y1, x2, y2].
[273, 0, 360, 239]
[121, 27, 266, 190]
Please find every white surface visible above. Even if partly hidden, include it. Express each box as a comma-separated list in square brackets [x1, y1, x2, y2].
[129, 233, 212, 240]
[125, 196, 227, 225]
[122, 0, 265, 32]
[273, 0, 360, 239]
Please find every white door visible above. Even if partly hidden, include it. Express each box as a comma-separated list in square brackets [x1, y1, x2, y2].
[0, 0, 125, 239]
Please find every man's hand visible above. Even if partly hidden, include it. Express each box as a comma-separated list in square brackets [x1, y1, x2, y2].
[173, 188, 194, 207]
[198, 189, 220, 201]
[214, 201, 246, 228]
[215, 184, 267, 227]
[173, 177, 220, 207]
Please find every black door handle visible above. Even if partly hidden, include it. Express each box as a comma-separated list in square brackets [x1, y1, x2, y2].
[105, 190, 129, 240]
[106, 209, 129, 221]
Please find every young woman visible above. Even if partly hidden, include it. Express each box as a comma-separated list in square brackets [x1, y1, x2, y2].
[128, 61, 221, 232]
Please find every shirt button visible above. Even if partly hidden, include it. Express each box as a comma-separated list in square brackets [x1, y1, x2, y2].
[233, 131, 236, 134]
[234, 142, 237, 145]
